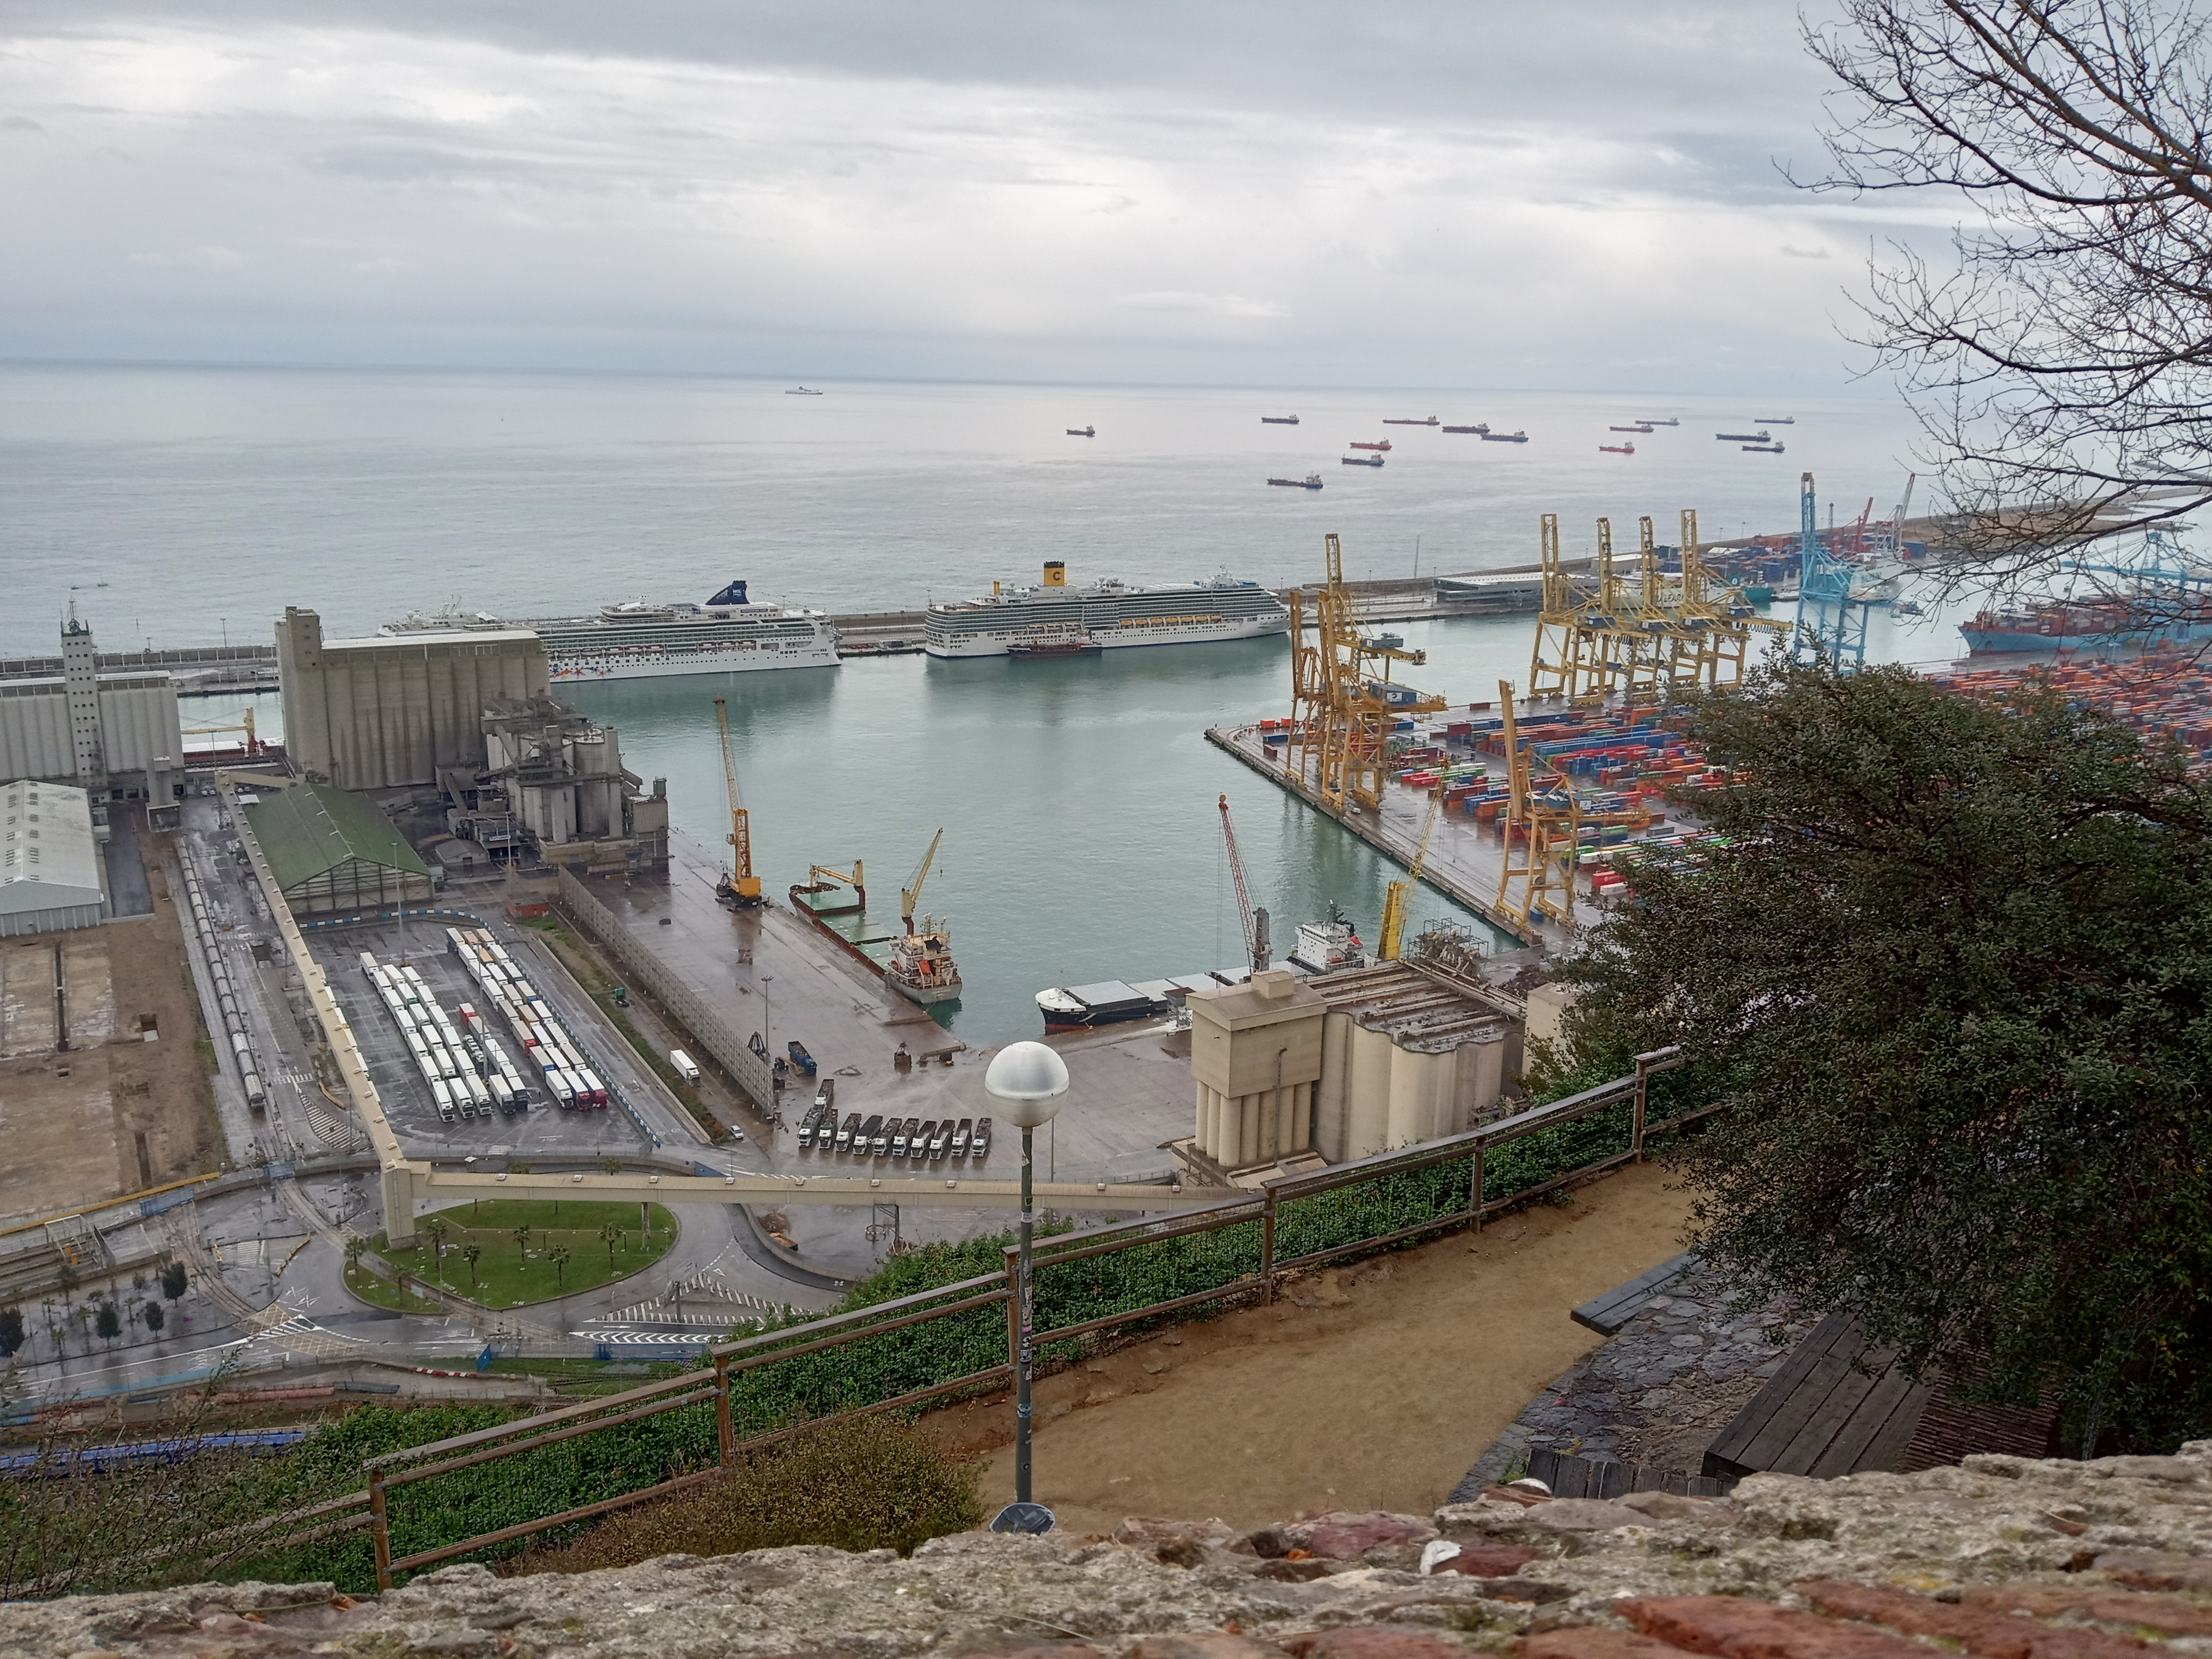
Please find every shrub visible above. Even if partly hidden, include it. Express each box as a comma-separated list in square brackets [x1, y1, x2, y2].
[513, 1415, 981, 1574]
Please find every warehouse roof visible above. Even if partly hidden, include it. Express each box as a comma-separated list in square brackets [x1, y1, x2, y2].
[0, 780, 104, 912]
[244, 782, 430, 893]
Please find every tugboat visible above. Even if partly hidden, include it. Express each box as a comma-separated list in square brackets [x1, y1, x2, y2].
[885, 831, 962, 1007]
[1268, 473, 1325, 490]
[1261, 414, 1301, 425]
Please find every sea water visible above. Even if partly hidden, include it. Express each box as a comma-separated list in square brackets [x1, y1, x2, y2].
[0, 366, 1959, 1041]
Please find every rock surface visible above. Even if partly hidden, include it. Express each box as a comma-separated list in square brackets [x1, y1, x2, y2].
[11, 1444, 2212, 1658]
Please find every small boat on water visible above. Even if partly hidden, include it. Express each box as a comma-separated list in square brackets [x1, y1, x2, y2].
[1067, 425, 1094, 437]
[1717, 430, 1770, 442]
[1480, 430, 1530, 443]
[1742, 442, 1787, 454]
[1382, 416, 1440, 426]
[1268, 474, 1324, 490]
[1261, 414, 1301, 425]
[1599, 442, 1636, 455]
[786, 386, 824, 395]
[1342, 454, 1385, 467]
[1348, 439, 1392, 451]
[1442, 423, 1490, 435]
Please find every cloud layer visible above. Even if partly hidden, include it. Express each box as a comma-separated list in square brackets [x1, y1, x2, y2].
[0, 3, 1931, 388]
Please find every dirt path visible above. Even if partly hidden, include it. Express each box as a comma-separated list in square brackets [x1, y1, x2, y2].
[921, 1160, 1693, 1534]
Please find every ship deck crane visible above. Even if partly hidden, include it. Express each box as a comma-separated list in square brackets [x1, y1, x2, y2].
[712, 696, 764, 908]
[1217, 794, 1270, 973]
[901, 829, 944, 935]
[1378, 780, 1445, 961]
[181, 709, 259, 755]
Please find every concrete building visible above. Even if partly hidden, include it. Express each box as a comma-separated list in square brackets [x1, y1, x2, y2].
[0, 617, 182, 798]
[1183, 961, 1515, 1184]
[242, 782, 433, 916]
[477, 695, 670, 869]
[0, 781, 107, 937]
[276, 608, 549, 791]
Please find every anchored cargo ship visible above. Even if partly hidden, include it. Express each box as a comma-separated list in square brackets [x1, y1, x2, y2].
[1269, 474, 1325, 489]
[384, 582, 840, 683]
[1261, 414, 1301, 425]
[1442, 423, 1490, 435]
[928, 563, 1291, 659]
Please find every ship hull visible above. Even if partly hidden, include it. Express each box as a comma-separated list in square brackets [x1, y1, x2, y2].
[547, 641, 840, 682]
[928, 613, 1288, 659]
[1960, 618, 2212, 653]
[887, 976, 962, 1006]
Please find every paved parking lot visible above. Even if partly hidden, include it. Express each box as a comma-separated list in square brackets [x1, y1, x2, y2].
[311, 918, 698, 1162]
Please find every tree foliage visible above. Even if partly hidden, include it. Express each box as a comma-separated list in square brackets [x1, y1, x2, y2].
[1805, 1, 2212, 590]
[1562, 659, 2212, 1449]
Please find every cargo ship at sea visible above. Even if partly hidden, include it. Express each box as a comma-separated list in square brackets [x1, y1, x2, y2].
[1960, 596, 2212, 652]
[384, 582, 839, 683]
[925, 563, 1291, 659]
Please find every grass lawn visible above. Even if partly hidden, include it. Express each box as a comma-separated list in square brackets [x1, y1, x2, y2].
[343, 1260, 446, 1314]
[367, 1198, 679, 1307]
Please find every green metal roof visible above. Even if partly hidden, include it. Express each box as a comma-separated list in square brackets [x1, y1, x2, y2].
[244, 783, 429, 892]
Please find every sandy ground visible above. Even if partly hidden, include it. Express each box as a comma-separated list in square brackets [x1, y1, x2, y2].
[920, 1159, 1694, 1534]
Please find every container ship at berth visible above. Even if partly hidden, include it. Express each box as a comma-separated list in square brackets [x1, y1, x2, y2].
[1960, 595, 2212, 653]
[925, 563, 1291, 659]
[383, 581, 839, 683]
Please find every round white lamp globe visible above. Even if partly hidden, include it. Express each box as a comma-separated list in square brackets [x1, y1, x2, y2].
[984, 1041, 1071, 1129]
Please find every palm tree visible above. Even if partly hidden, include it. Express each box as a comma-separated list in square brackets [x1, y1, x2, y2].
[462, 1243, 482, 1288]
[547, 1245, 571, 1291]
[512, 1226, 531, 1260]
[344, 1237, 367, 1279]
[601, 1157, 623, 1176]
[599, 1223, 625, 1268]
[423, 1217, 448, 1261]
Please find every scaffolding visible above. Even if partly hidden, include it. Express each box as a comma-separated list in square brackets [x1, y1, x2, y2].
[1287, 533, 1448, 814]
[1529, 510, 1784, 701]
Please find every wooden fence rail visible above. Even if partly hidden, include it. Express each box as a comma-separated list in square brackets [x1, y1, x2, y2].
[348, 1047, 1689, 1587]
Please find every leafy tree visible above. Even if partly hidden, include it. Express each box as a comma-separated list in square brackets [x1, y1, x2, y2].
[601, 1158, 623, 1175]
[142, 1301, 164, 1338]
[94, 1303, 121, 1348]
[1804, 1, 2212, 593]
[0, 1309, 22, 1357]
[159, 1262, 188, 1302]
[1561, 658, 2212, 1452]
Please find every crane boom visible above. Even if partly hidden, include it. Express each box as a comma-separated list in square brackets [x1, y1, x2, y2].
[713, 697, 763, 906]
[901, 828, 944, 934]
[1217, 794, 1270, 972]
[1378, 781, 1445, 961]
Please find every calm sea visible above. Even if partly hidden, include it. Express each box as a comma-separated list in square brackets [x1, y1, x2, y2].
[0, 365, 1966, 1041]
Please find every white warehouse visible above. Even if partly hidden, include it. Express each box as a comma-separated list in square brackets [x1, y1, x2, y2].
[0, 780, 106, 937]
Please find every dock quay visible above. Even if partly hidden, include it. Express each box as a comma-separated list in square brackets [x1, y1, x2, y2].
[1206, 722, 1556, 948]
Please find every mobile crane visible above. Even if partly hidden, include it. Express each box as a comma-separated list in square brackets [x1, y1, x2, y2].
[1217, 794, 1271, 973]
[712, 696, 764, 908]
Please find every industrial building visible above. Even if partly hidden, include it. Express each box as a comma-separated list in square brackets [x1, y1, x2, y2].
[1182, 962, 1515, 1184]
[276, 608, 549, 792]
[0, 780, 107, 937]
[0, 616, 182, 797]
[476, 695, 669, 869]
[242, 782, 433, 916]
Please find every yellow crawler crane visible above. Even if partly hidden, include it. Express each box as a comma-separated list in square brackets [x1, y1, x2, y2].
[1286, 532, 1447, 815]
[712, 696, 764, 908]
[1377, 779, 1446, 961]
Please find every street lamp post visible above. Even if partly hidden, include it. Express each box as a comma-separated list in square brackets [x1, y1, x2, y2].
[984, 1041, 1069, 1535]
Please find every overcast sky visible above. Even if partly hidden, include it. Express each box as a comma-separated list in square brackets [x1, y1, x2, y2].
[0, 2, 1936, 391]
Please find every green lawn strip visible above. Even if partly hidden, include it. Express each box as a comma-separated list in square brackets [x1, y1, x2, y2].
[533, 917, 733, 1141]
[370, 1199, 678, 1306]
[343, 1261, 446, 1315]
[459, 1355, 694, 1396]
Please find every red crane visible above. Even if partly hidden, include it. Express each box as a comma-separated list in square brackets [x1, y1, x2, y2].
[1217, 793, 1271, 973]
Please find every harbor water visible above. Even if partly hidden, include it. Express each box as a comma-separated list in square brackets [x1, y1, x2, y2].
[0, 366, 1973, 1043]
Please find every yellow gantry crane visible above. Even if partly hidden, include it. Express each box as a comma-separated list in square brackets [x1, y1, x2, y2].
[711, 696, 764, 908]
[1286, 532, 1448, 814]
[1493, 678, 1653, 931]
[1377, 780, 1446, 961]
[901, 828, 944, 934]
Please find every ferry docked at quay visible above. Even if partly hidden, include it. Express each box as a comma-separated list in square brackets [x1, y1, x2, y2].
[924, 562, 1292, 659]
[384, 581, 840, 683]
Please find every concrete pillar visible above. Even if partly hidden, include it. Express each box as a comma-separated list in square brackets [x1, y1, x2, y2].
[1388, 1047, 1454, 1149]
[1315, 1010, 1352, 1161]
[380, 1163, 418, 1246]
[1347, 1023, 1394, 1160]
[1238, 1092, 1261, 1168]
[1273, 1085, 1299, 1159]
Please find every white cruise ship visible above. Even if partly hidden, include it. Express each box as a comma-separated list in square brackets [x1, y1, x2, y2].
[926, 563, 1290, 659]
[383, 582, 840, 683]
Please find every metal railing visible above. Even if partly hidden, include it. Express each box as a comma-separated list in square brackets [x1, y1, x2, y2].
[285, 1047, 1697, 1587]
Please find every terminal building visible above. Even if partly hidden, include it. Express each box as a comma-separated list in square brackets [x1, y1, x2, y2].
[0, 780, 107, 937]
[0, 616, 183, 800]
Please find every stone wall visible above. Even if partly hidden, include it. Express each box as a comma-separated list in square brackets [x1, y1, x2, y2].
[12, 1443, 2212, 1658]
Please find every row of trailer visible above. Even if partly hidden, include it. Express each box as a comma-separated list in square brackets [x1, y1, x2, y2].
[178, 854, 269, 1112]
[357, 953, 532, 1122]
[797, 1101, 993, 1162]
[441, 926, 612, 1112]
